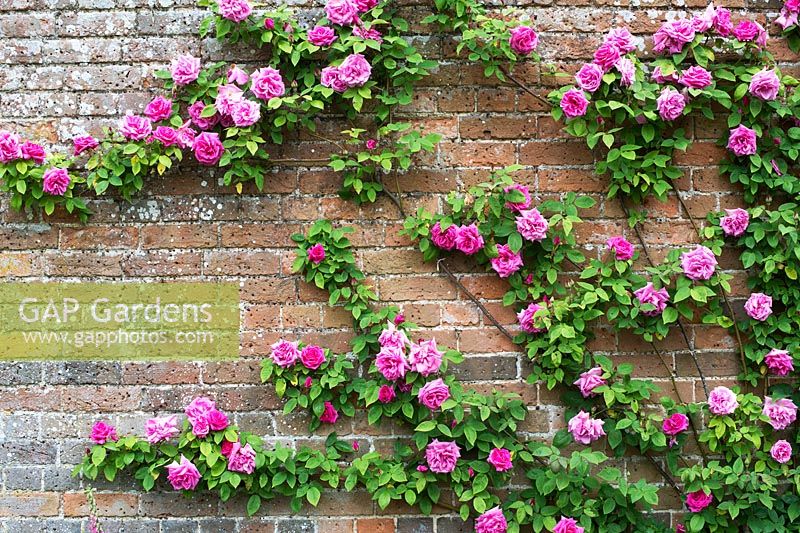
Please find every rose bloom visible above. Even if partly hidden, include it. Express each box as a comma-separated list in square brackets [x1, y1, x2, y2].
[418, 378, 450, 410]
[176, 123, 197, 149]
[185, 396, 216, 422]
[300, 345, 326, 370]
[777, 7, 799, 30]
[214, 84, 243, 116]
[517, 302, 545, 333]
[605, 27, 635, 53]
[144, 95, 173, 122]
[592, 41, 620, 71]
[353, 25, 382, 43]
[20, 142, 46, 164]
[365, 138, 377, 150]
[192, 132, 224, 165]
[713, 7, 733, 35]
[230, 99, 260, 127]
[685, 489, 713, 512]
[679, 65, 712, 89]
[553, 517, 584, 533]
[680, 245, 717, 281]
[308, 25, 337, 46]
[575, 63, 603, 93]
[42, 168, 71, 196]
[320, 401, 339, 424]
[425, 439, 460, 473]
[662, 412, 689, 437]
[207, 409, 229, 431]
[607, 236, 634, 260]
[771, 439, 792, 464]
[227, 442, 256, 474]
[574, 366, 606, 398]
[152, 126, 179, 147]
[733, 20, 760, 42]
[378, 320, 409, 350]
[375, 345, 409, 381]
[170, 54, 201, 86]
[707, 386, 738, 415]
[490, 244, 523, 278]
[653, 19, 696, 55]
[325, 0, 359, 25]
[250, 67, 285, 100]
[509, 26, 538, 55]
[73, 135, 99, 156]
[270, 339, 300, 367]
[486, 448, 513, 472]
[744, 292, 772, 321]
[90, 421, 118, 444]
[503, 184, 532, 212]
[188, 101, 219, 130]
[321, 66, 349, 92]
[749, 69, 780, 101]
[353, 0, 377, 11]
[568, 410, 605, 445]
[337, 53, 371, 88]
[615, 57, 635, 87]
[264, 18, 274, 29]
[227, 65, 249, 85]
[656, 87, 686, 121]
[762, 396, 797, 430]
[455, 223, 484, 255]
[0, 130, 22, 162]
[720, 208, 749, 237]
[634, 282, 669, 316]
[651, 66, 679, 84]
[218, 0, 252, 22]
[307, 243, 326, 263]
[408, 338, 443, 376]
[145, 415, 179, 444]
[475, 507, 507, 533]
[191, 416, 210, 437]
[378, 384, 396, 403]
[431, 222, 458, 250]
[166, 455, 201, 491]
[727, 125, 758, 156]
[560, 88, 589, 118]
[691, 4, 716, 32]
[516, 208, 549, 242]
[764, 348, 794, 376]
[119, 114, 152, 140]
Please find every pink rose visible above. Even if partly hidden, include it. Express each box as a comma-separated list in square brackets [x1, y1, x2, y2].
[325, 0, 359, 25]
[230, 100, 260, 127]
[592, 41, 620, 71]
[762, 396, 797, 430]
[378, 384, 396, 403]
[170, 54, 201, 86]
[321, 66, 349, 93]
[656, 87, 686, 121]
[227, 65, 249, 85]
[0, 130, 22, 162]
[365, 139, 378, 150]
[653, 19, 695, 55]
[375, 345, 409, 381]
[771, 439, 792, 464]
[418, 378, 450, 410]
[607, 236, 634, 260]
[145, 415, 179, 444]
[503, 184, 532, 212]
[270, 339, 300, 368]
[713, 7, 733, 35]
[662, 412, 689, 447]
[560, 88, 589, 118]
[516, 208, 548, 242]
[307, 243, 326, 263]
[192, 132, 224, 165]
[20, 142, 46, 164]
[353, 26, 382, 43]
[490, 244, 523, 278]
[553, 517, 584, 533]
[679, 65, 712, 89]
[727, 125, 758, 156]
[304, 377, 313, 388]
[215, 84, 244, 116]
[475, 507, 507, 533]
[574, 366, 606, 398]
[42, 168, 71, 196]
[188, 101, 218, 130]
[707, 386, 738, 415]
[685, 489, 713, 512]
[176, 123, 197, 149]
[250, 67, 285, 100]
[90, 421, 118, 444]
[776, 7, 798, 30]
[517, 302, 545, 333]
[720, 208, 749, 237]
[575, 63, 604, 93]
[733, 20, 761, 42]
[145, 96, 173, 122]
[119, 114, 152, 140]
[227, 442, 256, 474]
[634, 282, 670, 316]
[300, 345, 326, 370]
[764, 349, 794, 376]
[378, 321, 409, 350]
[166, 455, 201, 491]
[417, 465, 428, 472]
[651, 66, 679, 84]
[337, 53, 371, 88]
[221, 439, 235, 457]
[308, 25, 338, 46]
[408, 339, 443, 376]
[615, 57, 635, 87]
[604, 27, 635, 53]
[264, 18, 274, 29]
[218, 0, 252, 22]
[207, 410, 229, 431]
[744, 292, 772, 321]
[680, 245, 717, 281]
[455, 223, 484, 255]
[73, 135, 99, 156]
[509, 26, 538, 55]
[749, 69, 780, 101]
[568, 410, 605, 445]
[431, 222, 458, 250]
[425, 439, 460, 473]
[691, 4, 716, 32]
[353, 0, 377, 11]
[487, 448, 513, 472]
[152, 126, 179, 147]
[320, 401, 339, 424]
[185, 396, 216, 422]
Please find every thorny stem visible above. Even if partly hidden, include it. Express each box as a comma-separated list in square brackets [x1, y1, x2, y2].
[374, 173, 405, 217]
[498, 65, 551, 108]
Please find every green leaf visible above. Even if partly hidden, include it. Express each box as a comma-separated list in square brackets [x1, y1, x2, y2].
[247, 494, 261, 516]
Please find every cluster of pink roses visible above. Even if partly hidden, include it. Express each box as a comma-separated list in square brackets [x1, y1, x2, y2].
[0, 130, 46, 165]
[321, 53, 372, 93]
[375, 321, 444, 380]
[270, 339, 328, 370]
[431, 222, 484, 255]
[185, 396, 230, 437]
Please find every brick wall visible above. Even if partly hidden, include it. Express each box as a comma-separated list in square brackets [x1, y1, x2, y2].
[0, 0, 787, 531]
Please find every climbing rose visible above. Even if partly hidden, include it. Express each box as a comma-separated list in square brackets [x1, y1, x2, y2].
[592, 41, 620, 71]
[218, 0, 252, 22]
[691, 4, 715, 32]
[227, 65, 249, 84]
[656, 87, 686, 121]
[515, 208, 548, 242]
[764, 349, 794, 376]
[575, 63, 603, 93]
[727, 125, 758, 156]
[685, 489, 713, 512]
[145, 415, 179, 444]
[604, 27, 635, 53]
[607, 236, 634, 260]
[166, 455, 201, 491]
[192, 132, 224, 165]
[378, 384, 396, 403]
[771, 440, 792, 464]
[503, 183, 531, 212]
[325, 0, 359, 25]
[707, 386, 738, 415]
[777, 5, 799, 30]
[679, 65, 712, 89]
[749, 69, 780, 101]
[0, 130, 22, 162]
[487, 448, 513, 472]
[475, 507, 507, 533]
[560, 88, 589, 118]
[653, 19, 695, 55]
[170, 54, 201, 86]
[119, 114, 152, 140]
[509, 26, 538, 55]
[337, 53, 371, 87]
[321, 66, 349, 92]
[250, 67, 285, 100]
[227, 442, 256, 474]
[455, 224, 485, 255]
[713, 6, 733, 35]
[353, 0, 377, 11]
[431, 222, 458, 250]
[418, 378, 450, 410]
[307, 243, 326, 263]
[320, 401, 339, 424]
[353, 26, 382, 42]
[378, 321, 410, 350]
[574, 366, 606, 398]
[568, 410, 605, 445]
[73, 135, 99, 156]
[365, 139, 378, 150]
[615, 57, 635, 87]
[215, 84, 244, 115]
[300, 345, 326, 370]
[176, 123, 197, 149]
[490, 244, 523, 278]
[270, 339, 300, 368]
[680, 245, 717, 281]
[408, 339, 443, 376]
[651, 66, 678, 84]
[20, 142, 46, 164]
[90, 421, 118, 444]
[517, 302, 545, 333]
[308, 25, 337, 46]
[42, 168, 70, 196]
[188, 101, 219, 130]
[553, 517, 584, 533]
[375, 345, 409, 381]
[720, 208, 749, 237]
[152, 126, 179, 147]
[634, 282, 670, 316]
[733, 20, 763, 43]
[662, 413, 689, 446]
[230, 99, 260, 127]
[144, 96, 173, 122]
[185, 397, 215, 422]
[207, 410, 229, 431]
[425, 439, 460, 473]
[744, 292, 772, 321]
[762, 397, 797, 430]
